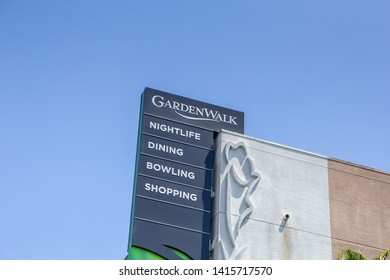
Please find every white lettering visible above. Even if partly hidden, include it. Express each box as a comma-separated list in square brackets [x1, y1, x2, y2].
[229, 115, 238, 125]
[151, 95, 165, 108]
[145, 161, 195, 180]
[147, 141, 184, 156]
[144, 182, 198, 201]
[149, 121, 201, 141]
[150, 94, 239, 125]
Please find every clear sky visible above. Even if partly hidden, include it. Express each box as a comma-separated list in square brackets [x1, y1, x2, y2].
[1, 1, 389, 260]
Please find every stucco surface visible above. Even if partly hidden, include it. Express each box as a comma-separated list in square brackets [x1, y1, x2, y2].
[212, 131, 332, 259]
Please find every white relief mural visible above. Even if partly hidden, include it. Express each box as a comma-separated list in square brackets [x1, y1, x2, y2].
[218, 141, 261, 259]
[212, 131, 332, 260]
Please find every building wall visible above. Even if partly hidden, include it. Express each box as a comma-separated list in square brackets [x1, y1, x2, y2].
[328, 159, 390, 259]
[211, 130, 390, 260]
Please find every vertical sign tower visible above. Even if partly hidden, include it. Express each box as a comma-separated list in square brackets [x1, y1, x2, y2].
[128, 88, 244, 260]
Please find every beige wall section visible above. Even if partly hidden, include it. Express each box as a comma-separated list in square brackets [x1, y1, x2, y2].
[212, 131, 332, 259]
[328, 159, 390, 259]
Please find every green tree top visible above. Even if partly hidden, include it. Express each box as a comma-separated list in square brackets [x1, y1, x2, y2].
[338, 248, 389, 260]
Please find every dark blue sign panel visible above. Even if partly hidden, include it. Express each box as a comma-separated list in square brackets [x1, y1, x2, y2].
[132, 219, 209, 260]
[135, 197, 211, 233]
[138, 155, 213, 190]
[142, 115, 214, 149]
[128, 88, 244, 260]
[143, 88, 244, 133]
[140, 134, 214, 169]
[137, 175, 212, 211]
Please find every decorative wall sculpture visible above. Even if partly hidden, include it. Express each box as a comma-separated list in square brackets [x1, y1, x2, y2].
[218, 142, 261, 259]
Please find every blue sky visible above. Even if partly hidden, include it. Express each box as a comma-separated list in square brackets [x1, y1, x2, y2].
[1, 1, 389, 259]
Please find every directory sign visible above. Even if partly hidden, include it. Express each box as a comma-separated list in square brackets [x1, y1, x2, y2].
[128, 88, 244, 260]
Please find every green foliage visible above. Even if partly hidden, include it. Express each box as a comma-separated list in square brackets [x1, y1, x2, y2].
[338, 248, 389, 260]
[338, 248, 366, 260]
[373, 249, 390, 260]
